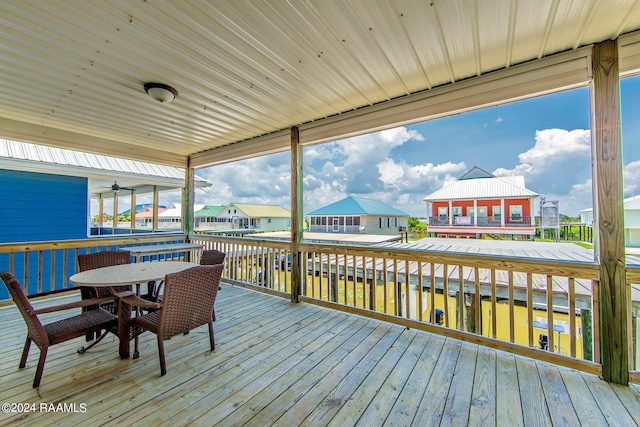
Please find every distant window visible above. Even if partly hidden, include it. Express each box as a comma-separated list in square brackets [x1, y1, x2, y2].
[494, 206, 501, 217]
[346, 217, 352, 226]
[379, 218, 384, 228]
[510, 205, 522, 219]
[354, 216, 360, 226]
[452, 207, 462, 217]
[438, 207, 448, 217]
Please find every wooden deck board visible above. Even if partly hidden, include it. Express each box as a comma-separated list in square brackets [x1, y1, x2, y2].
[0, 285, 638, 426]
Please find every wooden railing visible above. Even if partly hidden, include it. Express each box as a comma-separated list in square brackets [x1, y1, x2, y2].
[2, 233, 639, 381]
[189, 234, 611, 376]
[0, 233, 190, 303]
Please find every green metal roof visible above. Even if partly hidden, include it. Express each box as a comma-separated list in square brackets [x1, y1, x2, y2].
[307, 196, 408, 216]
[194, 205, 226, 217]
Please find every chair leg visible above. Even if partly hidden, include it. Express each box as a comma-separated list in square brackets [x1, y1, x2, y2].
[19, 338, 31, 368]
[33, 347, 48, 388]
[208, 322, 215, 351]
[157, 337, 166, 376]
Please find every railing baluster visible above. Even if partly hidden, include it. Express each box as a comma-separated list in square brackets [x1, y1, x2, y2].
[394, 259, 399, 317]
[430, 263, 435, 325]
[383, 258, 388, 315]
[443, 264, 449, 328]
[37, 250, 43, 294]
[509, 271, 515, 343]
[527, 273, 534, 347]
[491, 269, 497, 339]
[368, 256, 375, 311]
[418, 262, 424, 322]
[459, 265, 464, 331]
[50, 250, 56, 292]
[569, 277, 576, 358]
[474, 267, 481, 335]
[547, 275, 555, 353]
[405, 260, 411, 319]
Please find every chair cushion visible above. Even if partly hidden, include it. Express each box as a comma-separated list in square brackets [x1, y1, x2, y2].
[44, 308, 117, 345]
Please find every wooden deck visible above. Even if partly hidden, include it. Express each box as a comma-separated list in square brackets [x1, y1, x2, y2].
[1, 284, 639, 426]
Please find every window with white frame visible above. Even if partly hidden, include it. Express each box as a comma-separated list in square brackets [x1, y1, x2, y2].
[510, 205, 522, 219]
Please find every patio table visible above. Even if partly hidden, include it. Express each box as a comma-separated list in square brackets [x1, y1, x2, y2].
[119, 243, 203, 263]
[69, 261, 198, 359]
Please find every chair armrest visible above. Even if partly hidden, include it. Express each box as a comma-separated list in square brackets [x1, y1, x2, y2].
[120, 294, 162, 311]
[30, 296, 117, 315]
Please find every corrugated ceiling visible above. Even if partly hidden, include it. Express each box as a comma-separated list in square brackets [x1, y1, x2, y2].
[1, 0, 640, 168]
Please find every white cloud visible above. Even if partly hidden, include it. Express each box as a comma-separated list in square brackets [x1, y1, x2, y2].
[624, 160, 640, 196]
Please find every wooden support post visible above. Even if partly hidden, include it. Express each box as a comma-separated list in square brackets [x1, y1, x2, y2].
[183, 157, 195, 236]
[591, 39, 628, 384]
[290, 126, 303, 303]
[465, 293, 476, 333]
[581, 309, 593, 361]
[330, 271, 338, 303]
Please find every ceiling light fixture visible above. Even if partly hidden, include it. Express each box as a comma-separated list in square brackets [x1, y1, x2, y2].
[144, 82, 178, 103]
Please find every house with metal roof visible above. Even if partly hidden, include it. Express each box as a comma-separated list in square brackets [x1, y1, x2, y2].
[194, 205, 226, 230]
[423, 166, 538, 239]
[216, 203, 291, 232]
[581, 195, 640, 247]
[307, 196, 409, 236]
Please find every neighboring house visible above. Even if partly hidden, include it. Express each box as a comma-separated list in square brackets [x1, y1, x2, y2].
[423, 166, 538, 239]
[307, 196, 409, 236]
[216, 203, 291, 231]
[194, 205, 226, 230]
[135, 207, 168, 228]
[580, 195, 640, 247]
[157, 203, 205, 229]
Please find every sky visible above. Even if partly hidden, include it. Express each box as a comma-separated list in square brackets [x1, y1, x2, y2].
[172, 75, 640, 218]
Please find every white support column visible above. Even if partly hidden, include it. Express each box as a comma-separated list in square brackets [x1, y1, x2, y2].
[473, 199, 478, 226]
[449, 201, 453, 225]
[530, 198, 535, 229]
[500, 199, 505, 227]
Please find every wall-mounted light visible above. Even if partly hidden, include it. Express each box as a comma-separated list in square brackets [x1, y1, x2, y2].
[144, 82, 178, 103]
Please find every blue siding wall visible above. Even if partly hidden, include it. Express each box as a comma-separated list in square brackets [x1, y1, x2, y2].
[0, 169, 88, 242]
[0, 169, 89, 299]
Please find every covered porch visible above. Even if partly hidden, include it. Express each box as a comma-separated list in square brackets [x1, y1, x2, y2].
[1, 1, 640, 421]
[2, 284, 639, 426]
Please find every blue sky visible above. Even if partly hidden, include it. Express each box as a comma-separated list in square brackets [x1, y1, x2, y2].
[193, 75, 640, 218]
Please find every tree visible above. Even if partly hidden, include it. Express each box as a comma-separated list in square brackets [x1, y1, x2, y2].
[408, 217, 427, 233]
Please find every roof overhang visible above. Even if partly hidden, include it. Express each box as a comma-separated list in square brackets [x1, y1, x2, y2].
[1, 1, 640, 168]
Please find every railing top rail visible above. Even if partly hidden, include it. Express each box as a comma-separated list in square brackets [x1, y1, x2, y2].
[0, 233, 187, 253]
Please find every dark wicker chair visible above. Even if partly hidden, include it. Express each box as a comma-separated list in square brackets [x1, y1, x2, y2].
[200, 249, 226, 267]
[120, 264, 223, 376]
[148, 249, 226, 303]
[0, 272, 118, 388]
[77, 251, 132, 314]
[200, 250, 226, 320]
[77, 251, 133, 350]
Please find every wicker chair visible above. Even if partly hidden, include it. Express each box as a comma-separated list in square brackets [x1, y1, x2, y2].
[76, 251, 133, 351]
[120, 264, 223, 376]
[77, 251, 132, 314]
[147, 249, 226, 304]
[0, 272, 118, 388]
[200, 250, 226, 320]
[200, 249, 226, 267]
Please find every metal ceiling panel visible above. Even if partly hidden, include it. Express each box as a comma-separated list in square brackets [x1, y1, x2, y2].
[0, 0, 639, 168]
